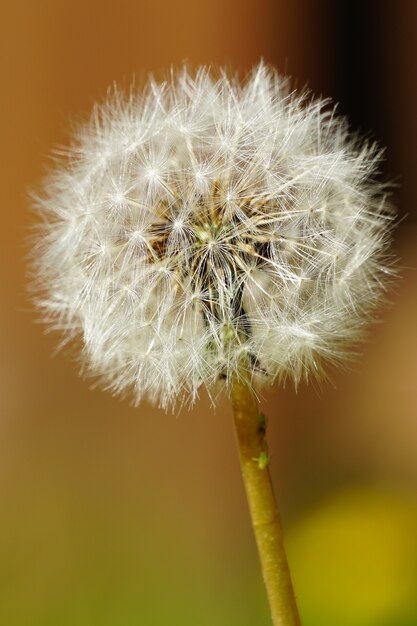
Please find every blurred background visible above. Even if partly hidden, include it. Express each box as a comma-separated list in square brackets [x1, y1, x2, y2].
[1, 1, 417, 625]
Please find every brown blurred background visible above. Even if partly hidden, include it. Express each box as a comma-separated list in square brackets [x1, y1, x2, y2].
[1, 1, 417, 625]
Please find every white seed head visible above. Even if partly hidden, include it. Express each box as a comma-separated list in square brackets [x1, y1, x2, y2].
[31, 63, 395, 409]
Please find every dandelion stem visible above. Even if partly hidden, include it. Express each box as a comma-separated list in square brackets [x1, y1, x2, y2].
[230, 374, 301, 626]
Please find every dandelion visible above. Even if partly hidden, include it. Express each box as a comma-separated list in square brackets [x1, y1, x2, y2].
[31, 63, 395, 626]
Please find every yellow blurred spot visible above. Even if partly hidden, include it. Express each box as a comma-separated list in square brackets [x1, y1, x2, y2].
[287, 488, 417, 626]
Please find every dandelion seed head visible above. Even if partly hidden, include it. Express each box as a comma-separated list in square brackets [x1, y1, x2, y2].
[31, 63, 395, 409]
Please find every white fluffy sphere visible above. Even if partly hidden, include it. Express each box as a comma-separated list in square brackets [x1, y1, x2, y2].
[32, 64, 395, 408]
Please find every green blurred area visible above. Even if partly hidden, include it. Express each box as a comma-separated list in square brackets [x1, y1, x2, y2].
[1, 478, 417, 625]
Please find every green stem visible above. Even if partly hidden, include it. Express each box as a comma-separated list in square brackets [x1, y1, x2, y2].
[230, 373, 301, 626]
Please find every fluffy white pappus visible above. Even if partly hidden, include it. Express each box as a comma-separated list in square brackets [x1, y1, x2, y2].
[31, 63, 395, 409]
